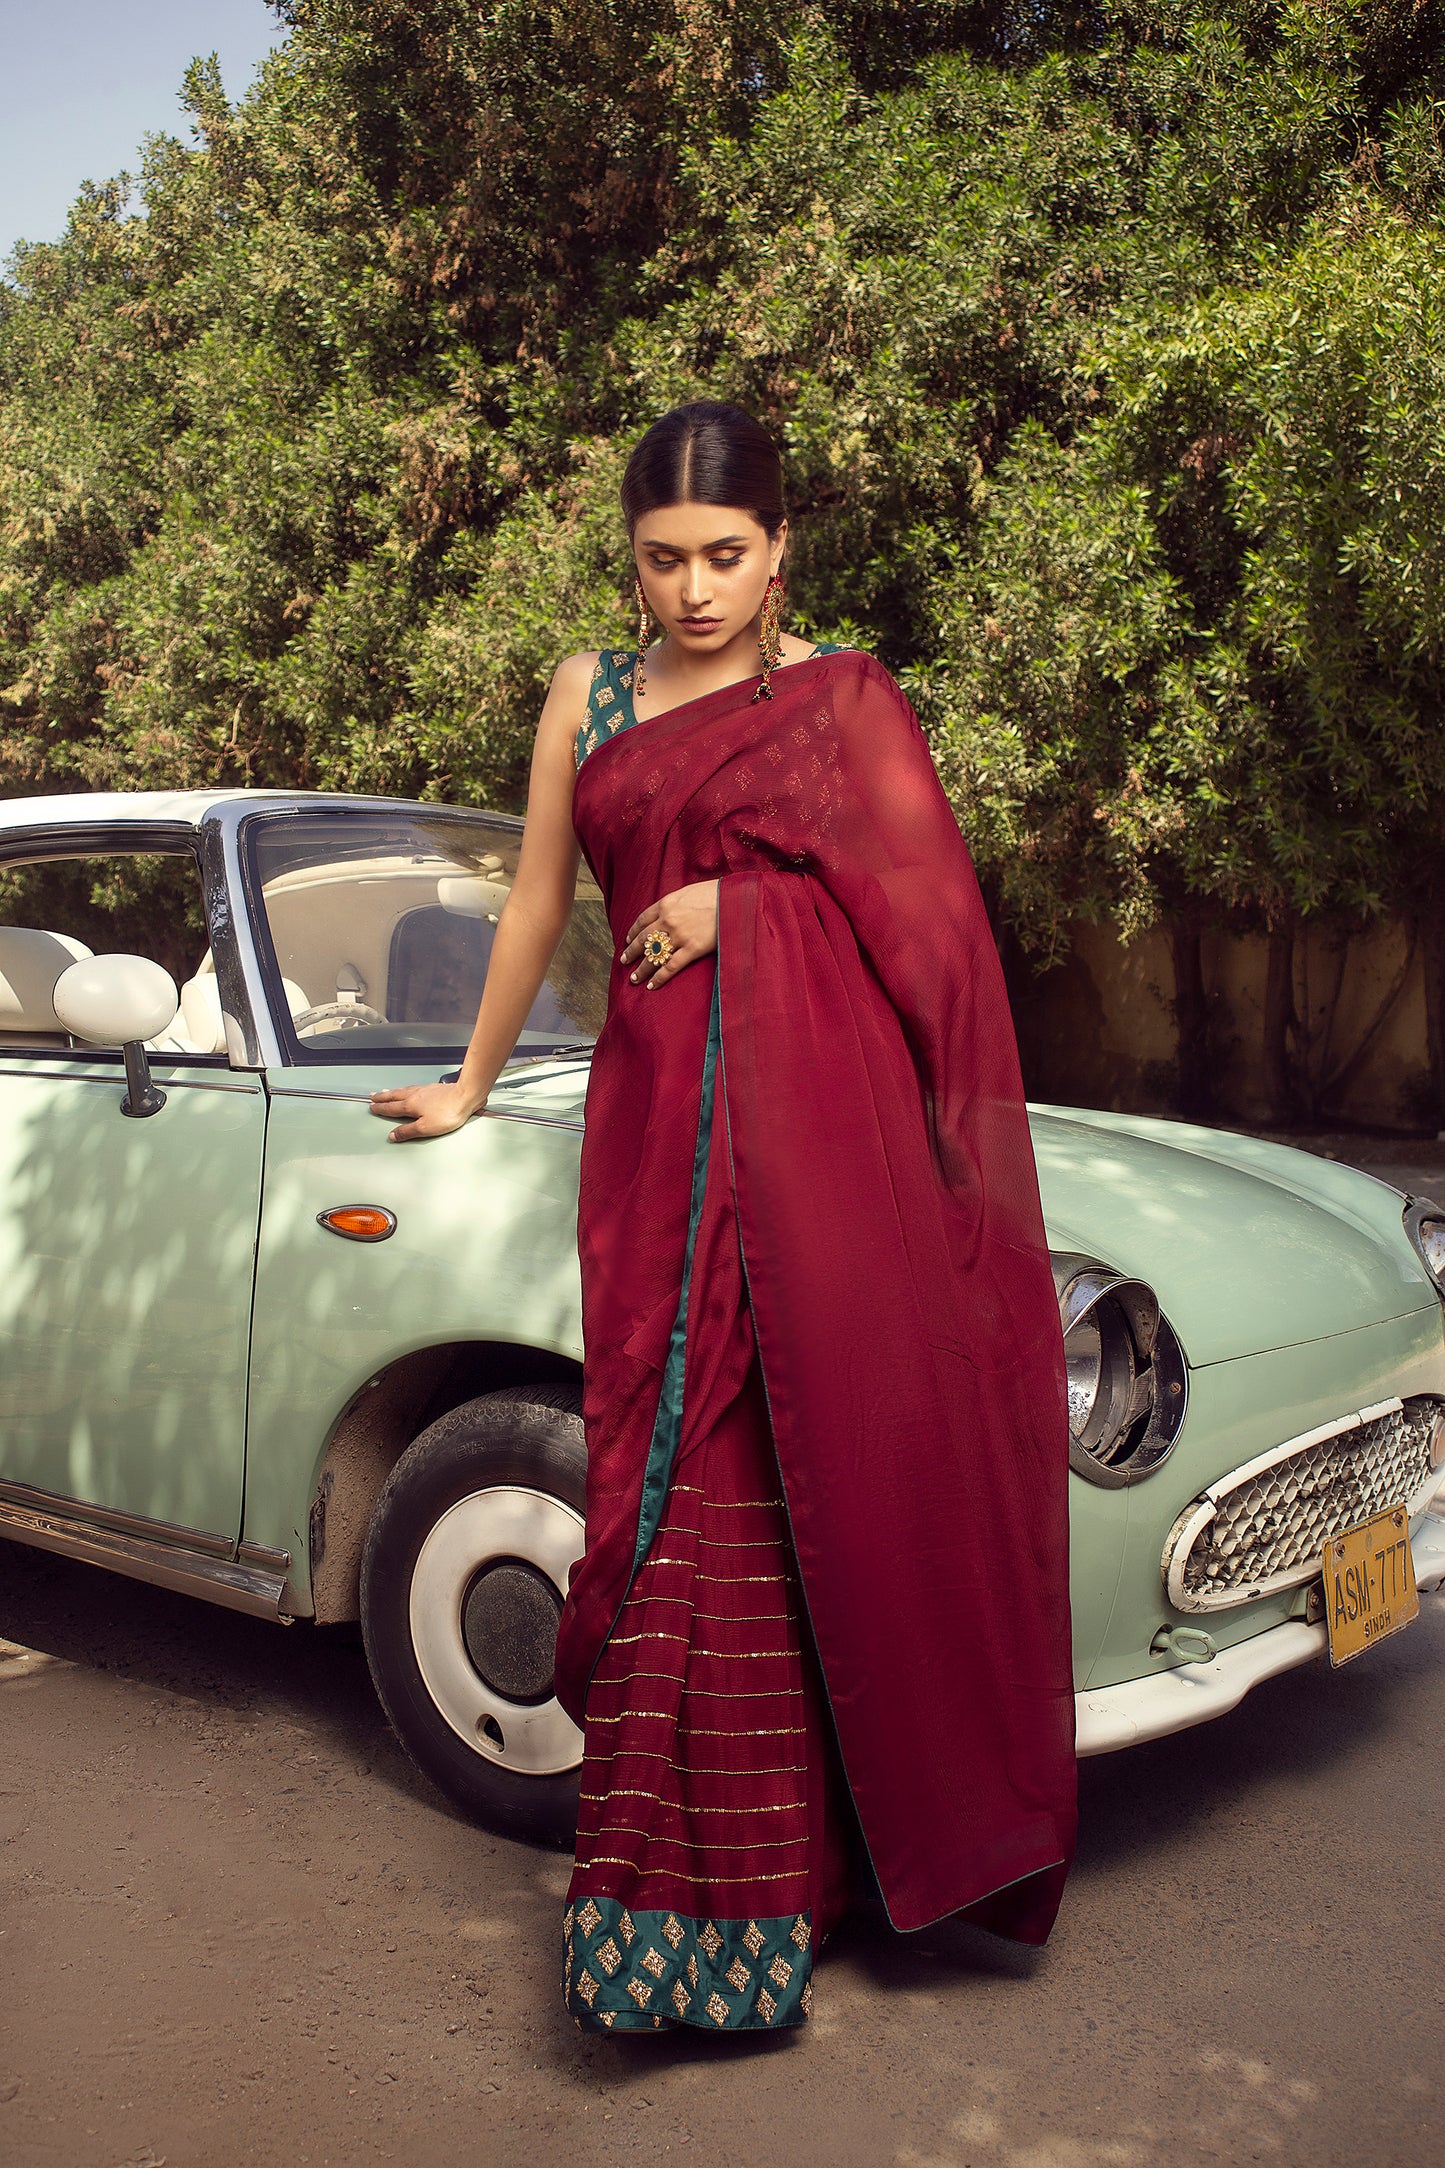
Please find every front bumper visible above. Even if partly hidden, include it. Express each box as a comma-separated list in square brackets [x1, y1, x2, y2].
[1075, 1513, 1445, 1756]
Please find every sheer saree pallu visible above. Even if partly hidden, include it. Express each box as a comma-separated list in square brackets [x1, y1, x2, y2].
[557, 650, 1076, 2033]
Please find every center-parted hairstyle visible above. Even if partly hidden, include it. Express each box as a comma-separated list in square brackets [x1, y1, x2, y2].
[620, 401, 787, 539]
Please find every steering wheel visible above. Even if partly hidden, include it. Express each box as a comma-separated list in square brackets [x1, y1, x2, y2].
[292, 1000, 388, 1037]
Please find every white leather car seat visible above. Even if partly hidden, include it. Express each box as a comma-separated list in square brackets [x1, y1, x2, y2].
[0, 933, 314, 1059]
[150, 950, 314, 1056]
[151, 967, 228, 1055]
[0, 928, 95, 1045]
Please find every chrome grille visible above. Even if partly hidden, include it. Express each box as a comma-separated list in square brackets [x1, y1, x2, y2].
[1164, 1396, 1443, 1614]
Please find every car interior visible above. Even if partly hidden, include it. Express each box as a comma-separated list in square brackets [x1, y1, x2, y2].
[0, 837, 609, 1059]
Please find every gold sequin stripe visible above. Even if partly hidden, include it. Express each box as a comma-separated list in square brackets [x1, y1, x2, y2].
[666, 1487, 786, 1509]
[595, 1654, 801, 1679]
[635, 1567, 792, 1584]
[577, 1822, 810, 1849]
[590, 1680, 804, 1699]
[585, 1713, 805, 1736]
[636, 1560, 784, 1578]
[691, 1532, 795, 1548]
[689, 1607, 797, 1623]
[580, 1790, 809, 1815]
[564, 1897, 815, 2033]
[602, 1617, 798, 1640]
[579, 1781, 808, 1804]
[605, 1749, 809, 1775]
[579, 1855, 803, 1882]
[601, 1592, 795, 1615]
[605, 1627, 798, 1654]
[601, 1600, 800, 1625]
[671, 1482, 784, 1500]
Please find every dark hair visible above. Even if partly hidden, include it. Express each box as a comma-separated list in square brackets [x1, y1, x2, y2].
[620, 401, 786, 539]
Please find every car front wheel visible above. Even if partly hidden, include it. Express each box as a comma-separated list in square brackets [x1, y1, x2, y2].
[360, 1384, 586, 1845]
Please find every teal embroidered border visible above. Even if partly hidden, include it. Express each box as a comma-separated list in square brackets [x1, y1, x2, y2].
[630, 964, 721, 1573]
[563, 1895, 815, 2031]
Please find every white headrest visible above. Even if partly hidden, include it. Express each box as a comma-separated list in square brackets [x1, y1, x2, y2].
[177, 971, 228, 1055]
[0, 928, 95, 1031]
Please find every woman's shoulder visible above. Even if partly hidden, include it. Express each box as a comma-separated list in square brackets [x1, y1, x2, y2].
[810, 646, 918, 727]
[549, 649, 606, 695]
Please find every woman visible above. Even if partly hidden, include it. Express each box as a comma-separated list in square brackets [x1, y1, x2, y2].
[370, 401, 1076, 2033]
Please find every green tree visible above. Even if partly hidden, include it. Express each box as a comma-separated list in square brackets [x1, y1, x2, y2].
[3, 1, 1445, 1116]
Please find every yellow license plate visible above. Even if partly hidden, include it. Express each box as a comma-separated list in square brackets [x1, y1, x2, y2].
[1324, 1504, 1419, 1667]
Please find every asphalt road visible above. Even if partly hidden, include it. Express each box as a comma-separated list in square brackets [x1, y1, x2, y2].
[3, 1138, 1444, 2168]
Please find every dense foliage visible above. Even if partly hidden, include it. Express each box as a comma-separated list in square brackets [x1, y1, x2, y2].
[3, 2, 1444, 1110]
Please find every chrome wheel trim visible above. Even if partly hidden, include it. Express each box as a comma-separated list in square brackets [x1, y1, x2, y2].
[408, 1484, 584, 1777]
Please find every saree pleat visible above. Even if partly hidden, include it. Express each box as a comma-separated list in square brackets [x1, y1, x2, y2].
[563, 971, 854, 2030]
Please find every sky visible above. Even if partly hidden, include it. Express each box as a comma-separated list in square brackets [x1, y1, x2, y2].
[0, 0, 289, 265]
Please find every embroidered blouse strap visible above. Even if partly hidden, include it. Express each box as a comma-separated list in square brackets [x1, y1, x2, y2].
[575, 649, 641, 770]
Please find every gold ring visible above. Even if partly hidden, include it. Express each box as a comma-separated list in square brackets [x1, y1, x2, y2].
[641, 928, 674, 967]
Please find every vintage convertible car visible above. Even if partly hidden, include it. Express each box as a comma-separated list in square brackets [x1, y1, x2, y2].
[2, 789, 1443, 1842]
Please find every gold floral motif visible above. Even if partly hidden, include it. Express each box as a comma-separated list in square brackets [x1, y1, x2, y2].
[576, 1898, 602, 1937]
[768, 1954, 792, 1989]
[600, 2010, 615, 2029]
[562, 1906, 575, 1936]
[801, 1982, 814, 2016]
[725, 1958, 751, 1993]
[685, 1955, 699, 1988]
[698, 1922, 723, 1960]
[594, 1937, 622, 1977]
[705, 1992, 731, 2027]
[618, 1910, 636, 1947]
[641, 1947, 667, 1980]
[596, 685, 616, 708]
[611, 652, 629, 666]
[619, 669, 635, 689]
[662, 1915, 685, 1950]
[742, 1921, 765, 1958]
[575, 1971, 599, 2008]
[790, 1916, 811, 1950]
[756, 1988, 777, 2023]
[626, 1978, 653, 2010]
[671, 1981, 691, 2017]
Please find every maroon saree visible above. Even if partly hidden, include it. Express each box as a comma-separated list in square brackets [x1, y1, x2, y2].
[557, 648, 1075, 2032]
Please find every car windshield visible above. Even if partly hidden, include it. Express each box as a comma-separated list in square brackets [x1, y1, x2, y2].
[243, 807, 611, 1063]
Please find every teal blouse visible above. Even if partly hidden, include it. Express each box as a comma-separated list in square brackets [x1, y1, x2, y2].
[574, 643, 847, 771]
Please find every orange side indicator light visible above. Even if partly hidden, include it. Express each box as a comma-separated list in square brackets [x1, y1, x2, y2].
[317, 1205, 397, 1242]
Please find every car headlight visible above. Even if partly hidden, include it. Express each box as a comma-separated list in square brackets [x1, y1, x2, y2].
[1052, 1254, 1188, 1487]
[1405, 1201, 1445, 1294]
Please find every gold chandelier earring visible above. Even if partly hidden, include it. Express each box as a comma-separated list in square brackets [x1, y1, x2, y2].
[633, 578, 654, 701]
[752, 573, 785, 703]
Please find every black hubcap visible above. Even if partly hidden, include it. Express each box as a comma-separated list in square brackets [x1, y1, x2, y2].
[461, 1558, 562, 1704]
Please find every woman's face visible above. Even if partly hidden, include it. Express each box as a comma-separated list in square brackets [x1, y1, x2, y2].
[632, 502, 786, 656]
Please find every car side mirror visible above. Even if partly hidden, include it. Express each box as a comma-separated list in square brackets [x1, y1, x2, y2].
[52, 955, 180, 1120]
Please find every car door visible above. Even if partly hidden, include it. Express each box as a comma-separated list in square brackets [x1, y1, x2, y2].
[0, 845, 266, 1541]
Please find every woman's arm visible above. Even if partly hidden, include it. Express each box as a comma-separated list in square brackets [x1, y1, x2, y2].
[368, 652, 594, 1142]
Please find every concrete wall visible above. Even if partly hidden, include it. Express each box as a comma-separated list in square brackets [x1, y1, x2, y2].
[1014, 918, 1433, 1132]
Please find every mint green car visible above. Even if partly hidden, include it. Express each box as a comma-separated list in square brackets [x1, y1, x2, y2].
[2, 789, 1443, 1841]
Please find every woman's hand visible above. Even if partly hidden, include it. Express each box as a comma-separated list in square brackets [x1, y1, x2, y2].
[621, 880, 720, 988]
[368, 1078, 482, 1143]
